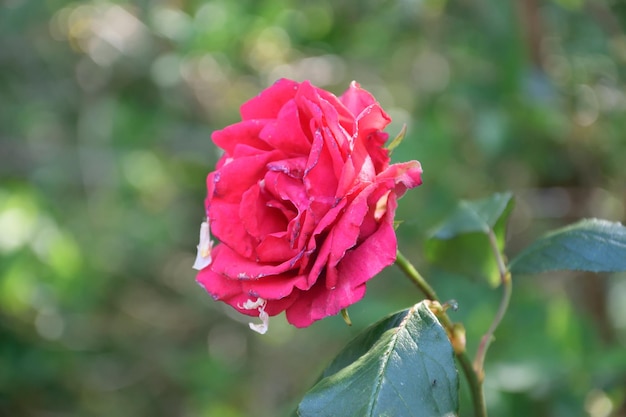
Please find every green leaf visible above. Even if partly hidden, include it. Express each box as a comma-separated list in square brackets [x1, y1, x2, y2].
[424, 192, 514, 286]
[387, 123, 407, 153]
[509, 218, 626, 275]
[297, 302, 458, 417]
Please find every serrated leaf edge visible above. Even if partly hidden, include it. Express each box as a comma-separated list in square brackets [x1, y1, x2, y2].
[509, 218, 626, 274]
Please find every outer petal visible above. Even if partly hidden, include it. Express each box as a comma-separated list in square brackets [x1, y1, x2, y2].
[209, 200, 256, 258]
[377, 160, 424, 197]
[210, 244, 298, 279]
[209, 150, 283, 204]
[240, 78, 299, 120]
[339, 81, 376, 114]
[352, 105, 391, 173]
[212, 120, 272, 155]
[354, 103, 391, 139]
[284, 281, 365, 328]
[197, 263, 300, 317]
[197, 244, 309, 316]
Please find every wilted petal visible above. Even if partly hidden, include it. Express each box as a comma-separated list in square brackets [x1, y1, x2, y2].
[192, 221, 213, 270]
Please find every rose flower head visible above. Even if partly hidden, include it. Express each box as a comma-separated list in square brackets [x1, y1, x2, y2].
[194, 79, 422, 333]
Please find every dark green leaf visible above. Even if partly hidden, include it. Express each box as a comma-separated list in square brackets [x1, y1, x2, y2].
[509, 218, 626, 275]
[425, 193, 514, 286]
[297, 302, 458, 417]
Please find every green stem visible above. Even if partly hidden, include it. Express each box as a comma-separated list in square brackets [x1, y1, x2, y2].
[457, 350, 487, 417]
[395, 250, 487, 417]
[395, 250, 438, 301]
[473, 231, 513, 380]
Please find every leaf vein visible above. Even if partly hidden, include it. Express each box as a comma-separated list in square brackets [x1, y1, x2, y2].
[367, 306, 416, 416]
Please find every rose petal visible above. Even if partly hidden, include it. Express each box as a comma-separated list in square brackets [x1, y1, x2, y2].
[318, 98, 352, 158]
[267, 156, 307, 180]
[212, 120, 272, 155]
[303, 127, 339, 204]
[210, 244, 298, 279]
[210, 150, 283, 203]
[284, 206, 397, 328]
[240, 185, 286, 240]
[197, 264, 299, 317]
[308, 183, 376, 289]
[256, 233, 299, 263]
[240, 274, 309, 300]
[240, 78, 299, 120]
[298, 81, 356, 135]
[377, 160, 423, 197]
[354, 103, 391, 139]
[259, 100, 311, 155]
[209, 201, 256, 258]
[298, 198, 347, 280]
[335, 147, 358, 197]
[321, 125, 350, 182]
[339, 81, 378, 118]
[263, 171, 309, 212]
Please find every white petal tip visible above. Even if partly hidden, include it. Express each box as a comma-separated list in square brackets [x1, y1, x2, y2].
[192, 252, 212, 270]
[192, 221, 213, 270]
[240, 298, 269, 334]
[249, 322, 268, 335]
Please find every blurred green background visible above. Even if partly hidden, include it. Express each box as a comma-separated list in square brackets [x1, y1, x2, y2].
[1, 0, 626, 416]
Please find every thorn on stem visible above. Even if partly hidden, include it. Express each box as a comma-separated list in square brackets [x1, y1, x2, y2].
[443, 299, 459, 312]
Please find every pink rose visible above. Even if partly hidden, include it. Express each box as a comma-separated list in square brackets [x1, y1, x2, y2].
[195, 79, 422, 332]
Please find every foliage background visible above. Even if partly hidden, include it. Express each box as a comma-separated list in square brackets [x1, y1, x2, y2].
[1, 0, 626, 416]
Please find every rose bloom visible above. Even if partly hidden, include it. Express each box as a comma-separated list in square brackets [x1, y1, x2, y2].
[194, 79, 422, 332]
